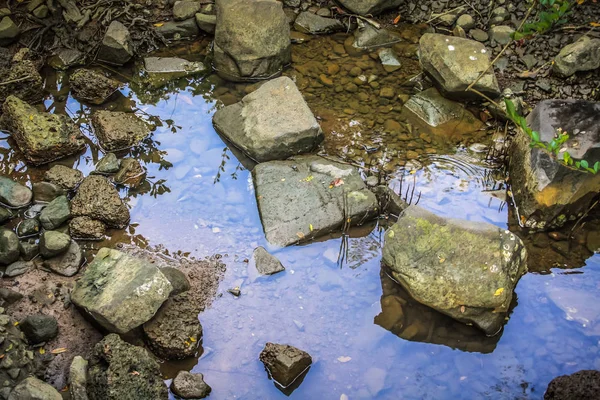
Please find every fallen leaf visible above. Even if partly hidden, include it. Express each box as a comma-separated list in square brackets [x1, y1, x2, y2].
[13, 322, 18, 326]
[296, 232, 305, 239]
[51, 348, 68, 354]
[329, 178, 344, 188]
[153, 23, 164, 27]
[494, 288, 505, 296]
[388, 230, 395, 238]
[337, 356, 352, 363]
[516, 70, 538, 79]
[130, 371, 140, 376]
[302, 175, 314, 182]
[309, 224, 314, 232]
[460, 305, 465, 313]
[39, 348, 46, 355]
[591, 22, 600, 27]
[189, 337, 196, 342]
[29, 115, 33, 121]
[393, 15, 401, 24]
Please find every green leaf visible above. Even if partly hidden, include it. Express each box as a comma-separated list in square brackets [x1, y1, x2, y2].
[531, 130, 541, 143]
[576, 161, 581, 169]
[581, 160, 589, 169]
[586, 168, 596, 174]
[504, 99, 517, 121]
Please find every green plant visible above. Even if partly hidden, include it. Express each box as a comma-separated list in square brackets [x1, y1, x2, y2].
[504, 99, 599, 174]
[512, 0, 574, 40]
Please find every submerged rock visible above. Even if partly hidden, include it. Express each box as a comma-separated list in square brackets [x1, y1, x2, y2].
[545, 370, 600, 400]
[294, 12, 344, 35]
[509, 99, 600, 230]
[253, 246, 285, 275]
[16, 218, 39, 237]
[39, 195, 71, 230]
[71, 176, 130, 228]
[8, 377, 62, 400]
[0, 229, 20, 265]
[42, 240, 83, 277]
[72, 248, 172, 333]
[1, 96, 86, 165]
[213, 77, 322, 162]
[553, 36, 600, 78]
[353, 24, 402, 50]
[259, 342, 312, 388]
[0, 176, 32, 208]
[19, 314, 58, 344]
[91, 111, 152, 151]
[253, 155, 378, 247]
[87, 334, 168, 400]
[214, 0, 291, 81]
[69, 216, 106, 240]
[382, 206, 527, 335]
[44, 165, 84, 191]
[337, 0, 402, 15]
[114, 158, 145, 185]
[97, 21, 134, 65]
[70, 69, 120, 105]
[170, 371, 211, 399]
[419, 33, 500, 100]
[143, 57, 206, 88]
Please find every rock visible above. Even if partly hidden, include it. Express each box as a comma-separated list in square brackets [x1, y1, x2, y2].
[382, 206, 527, 335]
[48, 48, 84, 70]
[0, 17, 19, 46]
[545, 370, 600, 400]
[91, 111, 152, 151]
[44, 165, 84, 191]
[39, 195, 70, 230]
[87, 334, 168, 399]
[470, 28, 489, 42]
[1, 96, 86, 165]
[353, 24, 401, 50]
[489, 26, 514, 45]
[39, 230, 71, 258]
[0, 229, 19, 265]
[253, 155, 378, 247]
[0, 310, 38, 393]
[195, 13, 216, 34]
[17, 218, 40, 237]
[143, 292, 202, 359]
[0, 60, 44, 105]
[213, 77, 322, 162]
[71, 176, 130, 228]
[19, 314, 58, 344]
[336, 0, 402, 15]
[70, 69, 120, 105]
[214, 0, 291, 81]
[253, 246, 285, 275]
[4, 260, 33, 277]
[7, 377, 62, 400]
[294, 12, 344, 34]
[156, 18, 200, 40]
[0, 207, 12, 223]
[419, 33, 500, 100]
[143, 57, 206, 88]
[72, 248, 172, 333]
[0, 287, 23, 305]
[42, 240, 82, 276]
[173, 1, 202, 20]
[69, 356, 89, 400]
[32, 5, 48, 18]
[32, 182, 65, 203]
[114, 158, 145, 185]
[170, 371, 211, 399]
[378, 48, 402, 72]
[97, 21, 134, 65]
[456, 14, 475, 30]
[490, 6, 509, 24]
[94, 153, 120, 174]
[0, 176, 32, 208]
[19, 239, 39, 261]
[509, 99, 600, 230]
[553, 36, 600, 78]
[69, 216, 106, 240]
[373, 186, 408, 219]
[259, 342, 312, 388]
[159, 267, 190, 295]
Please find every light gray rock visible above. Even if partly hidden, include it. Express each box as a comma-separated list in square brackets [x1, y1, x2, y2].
[378, 48, 402, 72]
[253, 155, 378, 247]
[143, 57, 206, 88]
[69, 356, 89, 400]
[8, 377, 61, 400]
[170, 371, 211, 399]
[4, 260, 33, 277]
[173, 1, 202, 21]
[293, 11, 344, 34]
[419, 33, 500, 100]
[382, 206, 527, 335]
[72, 248, 173, 333]
[0, 16, 19, 46]
[195, 13, 216, 34]
[97, 21, 134, 65]
[0, 176, 32, 208]
[42, 240, 83, 277]
[456, 14, 475, 30]
[553, 36, 600, 78]
[489, 25, 514, 45]
[253, 246, 285, 275]
[39, 195, 71, 230]
[336, 0, 403, 16]
[48, 48, 84, 70]
[213, 77, 323, 162]
[39, 230, 71, 258]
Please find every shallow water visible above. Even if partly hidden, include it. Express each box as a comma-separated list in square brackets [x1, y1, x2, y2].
[2, 31, 600, 399]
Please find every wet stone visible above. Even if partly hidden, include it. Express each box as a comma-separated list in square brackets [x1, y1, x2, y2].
[489, 26, 514, 45]
[0, 207, 12, 223]
[0, 16, 19, 46]
[42, 240, 82, 277]
[0, 176, 32, 208]
[553, 36, 600, 78]
[8, 377, 62, 400]
[0, 229, 19, 265]
[39, 230, 71, 258]
[48, 48, 83, 70]
[97, 21, 134, 65]
[337, 0, 402, 16]
[160, 267, 190, 295]
[253, 246, 285, 275]
[0, 59, 44, 105]
[19, 239, 39, 261]
[545, 370, 600, 399]
[39, 195, 71, 230]
[70, 69, 121, 105]
[19, 314, 58, 344]
[92, 111, 152, 151]
[32, 182, 65, 203]
[259, 342, 312, 388]
[171, 371, 211, 399]
[4, 260, 33, 277]
[155, 18, 200, 40]
[378, 48, 402, 72]
[353, 24, 401, 50]
[94, 152, 120, 174]
[294, 11, 344, 35]
[44, 165, 84, 191]
[195, 13, 216, 34]
[71, 176, 130, 228]
[143, 57, 206, 88]
[69, 216, 106, 240]
[173, 1, 202, 21]
[114, 158, 145, 185]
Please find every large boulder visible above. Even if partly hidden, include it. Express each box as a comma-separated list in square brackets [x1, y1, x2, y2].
[0, 176, 32, 208]
[1, 96, 86, 165]
[509, 99, 600, 231]
[382, 206, 527, 335]
[87, 334, 168, 400]
[545, 370, 600, 400]
[91, 111, 152, 151]
[419, 33, 500, 100]
[214, 0, 291, 81]
[253, 155, 378, 247]
[71, 248, 173, 334]
[213, 77, 323, 162]
[8, 377, 62, 400]
[97, 21, 134, 65]
[336, 0, 403, 16]
[70, 176, 130, 228]
[553, 36, 600, 78]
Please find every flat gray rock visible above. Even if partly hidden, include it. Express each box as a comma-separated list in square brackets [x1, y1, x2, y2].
[143, 57, 205, 88]
[553, 36, 600, 78]
[42, 240, 83, 277]
[294, 12, 344, 35]
[253, 246, 285, 275]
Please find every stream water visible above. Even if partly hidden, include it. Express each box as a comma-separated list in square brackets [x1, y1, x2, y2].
[1, 31, 599, 400]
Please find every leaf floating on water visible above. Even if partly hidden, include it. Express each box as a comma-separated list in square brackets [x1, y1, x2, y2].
[494, 288, 505, 296]
[409, 170, 416, 175]
[337, 356, 352, 363]
[51, 348, 68, 355]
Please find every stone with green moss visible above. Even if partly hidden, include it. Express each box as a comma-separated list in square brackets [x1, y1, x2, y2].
[382, 206, 527, 335]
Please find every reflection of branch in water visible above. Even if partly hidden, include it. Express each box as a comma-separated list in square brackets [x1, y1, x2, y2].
[394, 172, 421, 206]
[337, 190, 350, 268]
[213, 147, 229, 184]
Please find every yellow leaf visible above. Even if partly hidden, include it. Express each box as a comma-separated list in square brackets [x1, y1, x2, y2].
[13, 322, 18, 326]
[51, 348, 68, 354]
[591, 22, 600, 27]
[29, 115, 33, 121]
[153, 23, 164, 27]
[388, 230, 395, 238]
[309, 224, 314, 232]
[39, 348, 46, 355]
[184, 341, 190, 346]
[494, 288, 505, 296]
[409, 170, 416, 174]
[189, 337, 196, 342]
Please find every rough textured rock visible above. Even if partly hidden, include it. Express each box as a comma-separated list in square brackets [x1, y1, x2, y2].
[553, 36, 600, 78]
[159, 267, 190, 295]
[0, 176, 32, 208]
[48, 48, 84, 70]
[39, 195, 71, 230]
[213, 77, 322, 162]
[259, 342, 312, 388]
[71, 176, 130, 228]
[142, 292, 202, 359]
[114, 158, 145, 185]
[69, 356, 89, 400]
[509, 99, 600, 231]
[42, 240, 83, 277]
[1, 96, 86, 165]
[419, 33, 500, 100]
[545, 370, 600, 400]
[336, 0, 403, 15]
[294, 12, 344, 34]
[173, 1, 202, 20]
[32, 182, 65, 203]
[44, 165, 84, 190]
[214, 0, 291, 81]
[253, 246, 285, 275]
[19, 314, 58, 344]
[0, 60, 43, 105]
[7, 377, 62, 400]
[70, 69, 120, 105]
[0, 310, 38, 394]
[91, 111, 152, 151]
[94, 153, 120, 174]
[143, 57, 205, 88]
[195, 13, 216, 34]
[170, 371, 211, 399]
[39, 231, 71, 258]
[0, 229, 20, 265]
[97, 21, 134, 65]
[0, 16, 19, 46]
[72, 248, 172, 333]
[382, 206, 527, 335]
[253, 155, 378, 247]
[4, 260, 33, 277]
[69, 216, 106, 240]
[87, 334, 168, 400]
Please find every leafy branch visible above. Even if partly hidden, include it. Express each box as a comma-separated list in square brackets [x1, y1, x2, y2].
[512, 0, 578, 40]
